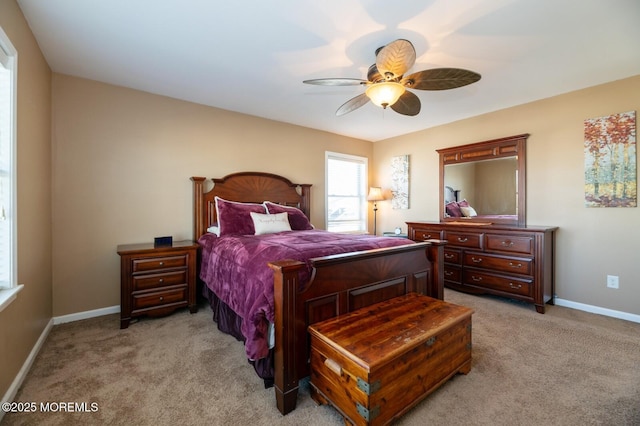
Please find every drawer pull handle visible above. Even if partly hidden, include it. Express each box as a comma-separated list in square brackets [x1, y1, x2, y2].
[509, 283, 522, 289]
[159, 296, 164, 301]
[509, 262, 523, 268]
[159, 262, 164, 266]
[423, 234, 432, 240]
[445, 271, 453, 276]
[158, 278, 164, 283]
[471, 257, 482, 263]
[501, 240, 514, 247]
[324, 358, 342, 376]
[471, 276, 482, 282]
[445, 253, 454, 259]
[457, 237, 468, 243]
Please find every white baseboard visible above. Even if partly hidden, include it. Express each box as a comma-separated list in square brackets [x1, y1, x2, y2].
[0, 318, 53, 422]
[554, 298, 640, 323]
[53, 305, 120, 325]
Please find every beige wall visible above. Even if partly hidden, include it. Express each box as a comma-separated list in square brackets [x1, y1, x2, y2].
[373, 75, 640, 315]
[0, 0, 53, 399]
[51, 74, 372, 315]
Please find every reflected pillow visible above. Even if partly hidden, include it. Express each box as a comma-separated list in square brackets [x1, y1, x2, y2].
[445, 201, 462, 217]
[215, 196, 267, 236]
[457, 199, 469, 208]
[264, 201, 314, 230]
[250, 212, 292, 235]
[460, 206, 478, 217]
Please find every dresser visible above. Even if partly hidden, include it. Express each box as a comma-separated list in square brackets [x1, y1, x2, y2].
[407, 222, 557, 313]
[118, 240, 198, 328]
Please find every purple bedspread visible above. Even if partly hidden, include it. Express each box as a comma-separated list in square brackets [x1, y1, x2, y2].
[198, 230, 413, 360]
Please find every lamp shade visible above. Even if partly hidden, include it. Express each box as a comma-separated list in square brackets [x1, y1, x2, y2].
[367, 187, 384, 202]
[365, 82, 405, 109]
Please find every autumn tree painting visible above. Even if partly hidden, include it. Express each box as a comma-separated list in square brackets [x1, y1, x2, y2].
[584, 110, 636, 207]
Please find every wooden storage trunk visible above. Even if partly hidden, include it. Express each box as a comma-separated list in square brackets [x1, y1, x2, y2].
[308, 293, 473, 425]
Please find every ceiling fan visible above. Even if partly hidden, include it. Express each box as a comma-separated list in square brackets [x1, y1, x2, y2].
[303, 39, 481, 117]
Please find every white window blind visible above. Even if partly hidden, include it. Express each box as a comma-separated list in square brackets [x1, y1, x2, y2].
[326, 152, 368, 233]
[0, 27, 16, 291]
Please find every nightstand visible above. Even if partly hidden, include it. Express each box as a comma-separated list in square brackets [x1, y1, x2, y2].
[382, 231, 408, 238]
[118, 240, 198, 329]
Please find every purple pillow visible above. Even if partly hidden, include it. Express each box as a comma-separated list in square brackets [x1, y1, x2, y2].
[264, 201, 314, 230]
[445, 201, 462, 217]
[215, 196, 267, 236]
[457, 199, 469, 208]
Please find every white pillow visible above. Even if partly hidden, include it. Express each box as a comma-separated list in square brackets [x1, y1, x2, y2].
[250, 212, 291, 235]
[206, 225, 220, 236]
[460, 206, 478, 217]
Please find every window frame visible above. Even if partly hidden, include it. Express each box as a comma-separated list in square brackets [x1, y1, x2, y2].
[325, 151, 369, 233]
[0, 26, 22, 313]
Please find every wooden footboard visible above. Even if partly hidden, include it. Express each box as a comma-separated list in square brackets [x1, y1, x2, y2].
[268, 240, 445, 415]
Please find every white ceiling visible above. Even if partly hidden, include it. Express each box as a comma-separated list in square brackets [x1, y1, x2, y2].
[16, 0, 640, 142]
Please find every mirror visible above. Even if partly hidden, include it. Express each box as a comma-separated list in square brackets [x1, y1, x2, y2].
[438, 134, 528, 226]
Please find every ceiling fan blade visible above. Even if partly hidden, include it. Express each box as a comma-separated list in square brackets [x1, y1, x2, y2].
[375, 39, 416, 80]
[402, 68, 481, 90]
[336, 93, 370, 116]
[303, 78, 368, 86]
[390, 91, 421, 116]
[367, 64, 383, 83]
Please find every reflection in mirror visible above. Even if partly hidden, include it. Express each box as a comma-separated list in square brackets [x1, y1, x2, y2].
[444, 158, 518, 216]
[438, 134, 528, 226]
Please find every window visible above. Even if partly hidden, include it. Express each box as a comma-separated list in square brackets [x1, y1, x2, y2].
[325, 152, 368, 233]
[0, 26, 21, 312]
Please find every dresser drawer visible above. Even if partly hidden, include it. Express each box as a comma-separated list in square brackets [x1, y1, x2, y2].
[133, 270, 188, 292]
[463, 269, 533, 297]
[132, 255, 188, 273]
[463, 252, 532, 275]
[443, 265, 462, 283]
[444, 231, 482, 249]
[412, 228, 443, 241]
[444, 249, 462, 265]
[485, 234, 533, 255]
[132, 287, 187, 310]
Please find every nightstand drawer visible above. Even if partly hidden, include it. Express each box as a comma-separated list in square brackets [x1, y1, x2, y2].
[132, 255, 188, 273]
[133, 270, 188, 291]
[132, 287, 187, 310]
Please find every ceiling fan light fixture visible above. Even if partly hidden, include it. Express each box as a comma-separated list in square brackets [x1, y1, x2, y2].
[365, 82, 405, 109]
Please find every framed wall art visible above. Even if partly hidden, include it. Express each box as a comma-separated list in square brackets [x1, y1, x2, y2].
[390, 155, 409, 209]
[584, 110, 636, 207]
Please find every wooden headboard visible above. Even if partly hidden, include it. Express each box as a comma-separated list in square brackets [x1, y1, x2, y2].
[191, 172, 312, 241]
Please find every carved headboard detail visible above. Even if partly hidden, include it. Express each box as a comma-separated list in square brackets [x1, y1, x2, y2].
[191, 172, 311, 241]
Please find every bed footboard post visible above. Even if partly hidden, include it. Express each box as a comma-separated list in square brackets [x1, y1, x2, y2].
[426, 239, 447, 300]
[269, 259, 306, 415]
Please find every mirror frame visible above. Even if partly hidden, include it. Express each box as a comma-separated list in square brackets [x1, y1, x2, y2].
[438, 134, 529, 227]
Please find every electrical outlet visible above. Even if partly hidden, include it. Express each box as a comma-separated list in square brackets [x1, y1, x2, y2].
[606, 275, 619, 289]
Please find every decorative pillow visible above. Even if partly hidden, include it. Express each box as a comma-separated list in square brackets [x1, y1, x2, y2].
[445, 201, 462, 218]
[460, 206, 478, 217]
[250, 212, 291, 235]
[215, 196, 267, 236]
[457, 199, 470, 208]
[263, 201, 314, 230]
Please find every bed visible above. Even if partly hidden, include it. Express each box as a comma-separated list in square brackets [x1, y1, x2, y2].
[191, 172, 445, 415]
